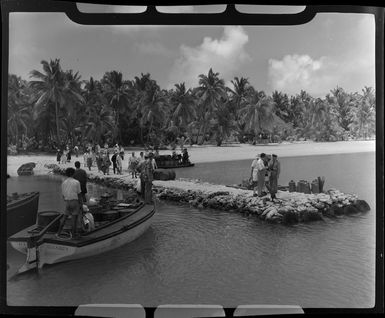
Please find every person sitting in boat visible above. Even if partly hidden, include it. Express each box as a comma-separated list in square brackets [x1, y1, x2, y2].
[182, 148, 190, 164]
[171, 151, 178, 161]
[56, 167, 83, 239]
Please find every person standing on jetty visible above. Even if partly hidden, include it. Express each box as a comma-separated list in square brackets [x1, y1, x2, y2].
[111, 150, 118, 174]
[100, 143, 111, 175]
[268, 154, 280, 201]
[86, 149, 93, 171]
[250, 153, 267, 197]
[128, 152, 138, 178]
[116, 151, 123, 175]
[138, 153, 155, 203]
[56, 167, 83, 239]
[136, 151, 145, 177]
[73, 161, 88, 202]
[56, 149, 61, 165]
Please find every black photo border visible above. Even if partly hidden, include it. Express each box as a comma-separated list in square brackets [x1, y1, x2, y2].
[1, 1, 383, 317]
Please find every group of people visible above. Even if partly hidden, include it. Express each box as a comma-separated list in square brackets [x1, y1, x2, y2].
[171, 148, 190, 165]
[250, 153, 281, 201]
[82, 143, 125, 175]
[56, 150, 156, 239]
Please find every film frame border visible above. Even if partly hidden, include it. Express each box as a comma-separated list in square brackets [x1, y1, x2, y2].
[1, 0, 383, 317]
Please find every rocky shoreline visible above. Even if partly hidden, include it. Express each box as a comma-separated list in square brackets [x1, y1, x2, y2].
[47, 164, 371, 225]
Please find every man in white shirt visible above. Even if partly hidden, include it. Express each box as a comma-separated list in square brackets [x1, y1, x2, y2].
[56, 167, 83, 239]
[250, 153, 267, 197]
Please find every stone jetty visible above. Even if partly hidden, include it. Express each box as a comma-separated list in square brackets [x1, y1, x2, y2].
[48, 164, 370, 224]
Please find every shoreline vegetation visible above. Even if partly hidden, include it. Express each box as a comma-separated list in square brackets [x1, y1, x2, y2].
[8, 61, 375, 155]
[7, 140, 373, 225]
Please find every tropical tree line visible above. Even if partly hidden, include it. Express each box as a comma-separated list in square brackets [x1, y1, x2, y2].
[7, 59, 376, 152]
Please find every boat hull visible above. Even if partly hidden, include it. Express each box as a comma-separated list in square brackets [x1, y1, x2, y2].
[7, 192, 39, 238]
[9, 203, 155, 270]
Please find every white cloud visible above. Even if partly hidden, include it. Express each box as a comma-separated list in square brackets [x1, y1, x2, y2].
[267, 54, 335, 96]
[268, 15, 375, 97]
[168, 26, 251, 89]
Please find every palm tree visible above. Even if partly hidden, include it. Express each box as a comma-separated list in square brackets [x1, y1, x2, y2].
[29, 59, 83, 145]
[171, 83, 196, 132]
[84, 104, 115, 144]
[327, 86, 354, 133]
[195, 68, 227, 144]
[349, 87, 375, 139]
[228, 77, 250, 117]
[102, 71, 132, 142]
[272, 90, 290, 122]
[8, 75, 32, 146]
[138, 83, 167, 144]
[211, 99, 235, 146]
[239, 89, 275, 137]
[228, 77, 252, 142]
[131, 73, 159, 144]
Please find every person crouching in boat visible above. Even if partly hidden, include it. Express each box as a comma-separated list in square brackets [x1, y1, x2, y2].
[56, 167, 83, 239]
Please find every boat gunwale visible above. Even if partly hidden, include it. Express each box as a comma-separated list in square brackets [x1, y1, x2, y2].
[156, 163, 195, 169]
[84, 202, 146, 234]
[6, 191, 40, 210]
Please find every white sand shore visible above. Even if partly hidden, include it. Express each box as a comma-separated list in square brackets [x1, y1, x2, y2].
[6, 140, 375, 177]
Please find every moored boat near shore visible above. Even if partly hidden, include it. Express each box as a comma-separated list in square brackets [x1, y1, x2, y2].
[6, 191, 40, 238]
[8, 200, 155, 273]
[155, 155, 194, 169]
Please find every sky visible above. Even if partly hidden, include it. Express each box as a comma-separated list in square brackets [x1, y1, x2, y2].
[8, 5, 375, 98]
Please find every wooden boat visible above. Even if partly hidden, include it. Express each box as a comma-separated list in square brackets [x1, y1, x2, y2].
[7, 191, 40, 238]
[155, 155, 194, 169]
[8, 201, 155, 273]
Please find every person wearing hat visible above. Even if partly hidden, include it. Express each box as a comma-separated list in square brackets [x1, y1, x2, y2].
[250, 153, 267, 197]
[268, 154, 280, 201]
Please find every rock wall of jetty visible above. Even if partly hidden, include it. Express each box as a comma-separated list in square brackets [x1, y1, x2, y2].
[48, 164, 370, 225]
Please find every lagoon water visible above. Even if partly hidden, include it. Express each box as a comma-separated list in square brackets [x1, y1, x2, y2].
[6, 152, 376, 308]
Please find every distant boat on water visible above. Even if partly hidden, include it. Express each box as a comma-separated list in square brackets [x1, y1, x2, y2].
[155, 155, 194, 169]
[7, 191, 40, 238]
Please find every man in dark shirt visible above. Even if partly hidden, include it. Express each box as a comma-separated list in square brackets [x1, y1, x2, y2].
[73, 161, 88, 202]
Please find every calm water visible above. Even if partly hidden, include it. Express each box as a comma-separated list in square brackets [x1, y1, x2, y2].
[6, 152, 376, 308]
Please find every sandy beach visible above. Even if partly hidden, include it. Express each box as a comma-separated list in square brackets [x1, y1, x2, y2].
[6, 140, 375, 177]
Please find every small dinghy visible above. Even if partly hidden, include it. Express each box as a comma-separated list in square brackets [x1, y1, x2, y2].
[8, 200, 155, 273]
[7, 191, 40, 238]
